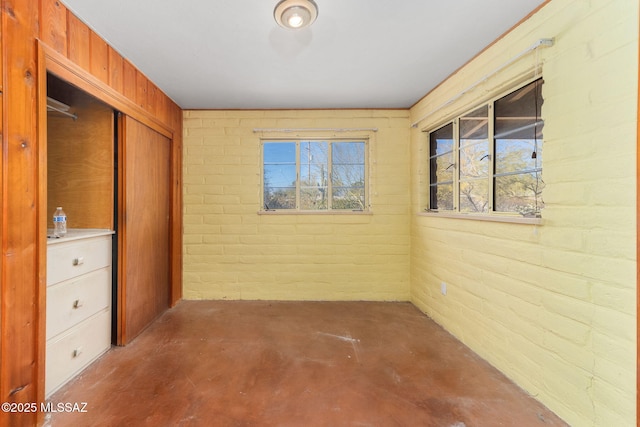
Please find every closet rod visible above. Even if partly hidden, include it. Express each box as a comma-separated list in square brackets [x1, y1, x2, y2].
[410, 37, 554, 129]
[47, 105, 78, 120]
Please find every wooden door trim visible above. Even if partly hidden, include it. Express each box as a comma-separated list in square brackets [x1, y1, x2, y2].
[36, 33, 50, 426]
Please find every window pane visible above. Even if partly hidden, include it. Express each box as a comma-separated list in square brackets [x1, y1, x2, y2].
[263, 142, 296, 210]
[332, 142, 365, 164]
[264, 164, 296, 188]
[495, 80, 543, 137]
[264, 187, 296, 210]
[429, 123, 454, 211]
[459, 104, 489, 213]
[494, 172, 544, 216]
[300, 141, 328, 186]
[460, 105, 488, 141]
[460, 105, 489, 179]
[495, 139, 542, 175]
[430, 183, 454, 211]
[430, 122, 454, 210]
[332, 143, 365, 185]
[332, 164, 365, 187]
[263, 142, 296, 163]
[300, 167, 328, 186]
[264, 142, 296, 187]
[494, 79, 544, 214]
[459, 144, 489, 178]
[430, 123, 453, 156]
[332, 187, 365, 210]
[494, 79, 543, 175]
[300, 187, 328, 210]
[459, 179, 489, 213]
[430, 153, 454, 184]
[331, 142, 366, 210]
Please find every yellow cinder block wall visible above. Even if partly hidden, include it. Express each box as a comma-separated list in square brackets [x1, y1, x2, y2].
[182, 0, 638, 424]
[183, 110, 411, 301]
[410, 0, 638, 426]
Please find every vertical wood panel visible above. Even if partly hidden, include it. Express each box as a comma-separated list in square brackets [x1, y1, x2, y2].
[0, 23, 2, 393]
[67, 12, 90, 71]
[1, 0, 42, 425]
[156, 88, 168, 125]
[122, 59, 137, 102]
[0, 6, 2, 92]
[89, 30, 109, 84]
[108, 46, 124, 94]
[121, 116, 171, 343]
[39, 0, 67, 56]
[0, 89, 3, 421]
[135, 71, 148, 111]
[147, 82, 158, 117]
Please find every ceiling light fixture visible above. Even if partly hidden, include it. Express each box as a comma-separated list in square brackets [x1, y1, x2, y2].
[274, 0, 318, 30]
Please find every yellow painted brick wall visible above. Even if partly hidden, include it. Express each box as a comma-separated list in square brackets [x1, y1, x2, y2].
[184, 109, 411, 301]
[410, 0, 638, 426]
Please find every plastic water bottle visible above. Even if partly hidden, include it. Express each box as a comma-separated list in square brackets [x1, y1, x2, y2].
[53, 207, 67, 237]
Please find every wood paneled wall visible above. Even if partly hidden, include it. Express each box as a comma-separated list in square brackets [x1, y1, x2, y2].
[2, 1, 183, 425]
[2, 1, 42, 426]
[47, 90, 114, 230]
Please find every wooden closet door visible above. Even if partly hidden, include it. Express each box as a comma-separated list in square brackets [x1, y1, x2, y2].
[119, 115, 171, 344]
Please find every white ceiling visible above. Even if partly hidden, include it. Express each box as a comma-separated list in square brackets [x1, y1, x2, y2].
[61, 0, 546, 110]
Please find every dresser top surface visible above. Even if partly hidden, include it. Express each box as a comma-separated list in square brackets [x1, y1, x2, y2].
[47, 229, 114, 245]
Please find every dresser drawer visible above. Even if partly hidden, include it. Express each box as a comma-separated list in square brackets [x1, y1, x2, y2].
[46, 267, 111, 340]
[45, 309, 111, 397]
[47, 236, 111, 286]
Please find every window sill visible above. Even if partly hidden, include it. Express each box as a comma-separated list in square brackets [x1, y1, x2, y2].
[417, 211, 543, 225]
[259, 210, 372, 216]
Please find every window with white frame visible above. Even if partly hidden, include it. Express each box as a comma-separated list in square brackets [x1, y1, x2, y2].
[427, 78, 544, 217]
[262, 139, 368, 212]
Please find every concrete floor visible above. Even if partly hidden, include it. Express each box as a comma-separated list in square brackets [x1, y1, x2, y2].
[45, 301, 567, 426]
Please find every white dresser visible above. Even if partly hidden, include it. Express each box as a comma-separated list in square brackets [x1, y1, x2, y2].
[46, 229, 114, 397]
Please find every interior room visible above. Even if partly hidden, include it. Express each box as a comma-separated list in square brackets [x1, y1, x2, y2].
[0, 0, 638, 426]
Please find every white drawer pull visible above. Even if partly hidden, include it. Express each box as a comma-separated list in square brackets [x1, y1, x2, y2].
[72, 257, 85, 266]
[72, 299, 83, 309]
[72, 348, 83, 358]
